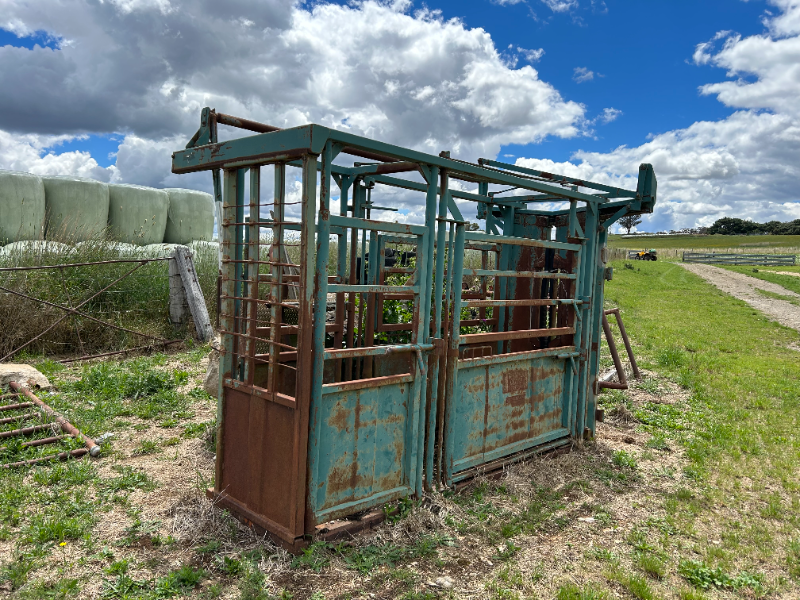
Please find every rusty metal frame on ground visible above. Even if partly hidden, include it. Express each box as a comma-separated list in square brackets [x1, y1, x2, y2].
[1, 383, 100, 468]
[173, 107, 657, 550]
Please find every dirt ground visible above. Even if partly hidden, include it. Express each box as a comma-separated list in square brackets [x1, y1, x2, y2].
[680, 262, 800, 332]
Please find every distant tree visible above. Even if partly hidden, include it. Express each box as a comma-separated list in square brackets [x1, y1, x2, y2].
[618, 214, 642, 234]
[467, 222, 481, 231]
[707, 217, 763, 235]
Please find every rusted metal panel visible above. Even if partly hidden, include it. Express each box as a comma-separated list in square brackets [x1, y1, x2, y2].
[446, 354, 569, 476]
[311, 380, 413, 519]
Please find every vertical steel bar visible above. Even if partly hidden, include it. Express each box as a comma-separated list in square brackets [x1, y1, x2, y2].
[244, 167, 260, 385]
[412, 224, 431, 496]
[585, 226, 608, 434]
[443, 222, 466, 484]
[495, 206, 515, 354]
[291, 153, 318, 535]
[433, 169, 449, 484]
[216, 168, 238, 492]
[308, 143, 332, 516]
[333, 179, 351, 381]
[345, 183, 362, 380]
[232, 168, 247, 381]
[363, 230, 379, 377]
[575, 201, 599, 438]
[269, 163, 286, 395]
[423, 166, 439, 489]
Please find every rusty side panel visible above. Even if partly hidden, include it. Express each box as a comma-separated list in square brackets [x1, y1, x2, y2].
[221, 387, 297, 537]
[449, 355, 567, 474]
[310, 380, 413, 520]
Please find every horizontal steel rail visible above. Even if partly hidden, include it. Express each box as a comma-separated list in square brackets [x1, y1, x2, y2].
[459, 326, 575, 344]
[463, 268, 577, 280]
[328, 215, 427, 236]
[464, 231, 581, 252]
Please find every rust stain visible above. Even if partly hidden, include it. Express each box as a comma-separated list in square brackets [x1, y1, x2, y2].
[501, 369, 527, 394]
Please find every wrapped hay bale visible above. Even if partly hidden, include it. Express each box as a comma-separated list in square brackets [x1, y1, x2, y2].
[42, 175, 109, 242]
[108, 184, 169, 246]
[163, 188, 214, 244]
[0, 170, 45, 244]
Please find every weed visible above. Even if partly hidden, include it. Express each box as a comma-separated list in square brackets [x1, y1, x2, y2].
[556, 582, 608, 600]
[612, 450, 637, 470]
[385, 496, 415, 524]
[635, 554, 666, 579]
[23, 513, 93, 544]
[101, 466, 156, 496]
[494, 540, 521, 562]
[607, 569, 656, 600]
[587, 547, 619, 565]
[0, 552, 36, 590]
[196, 540, 222, 554]
[290, 541, 331, 572]
[636, 378, 661, 395]
[182, 422, 210, 438]
[132, 440, 160, 456]
[788, 538, 800, 578]
[105, 559, 130, 575]
[678, 559, 764, 592]
[31, 461, 96, 487]
[18, 578, 80, 599]
[216, 555, 243, 576]
[645, 435, 670, 451]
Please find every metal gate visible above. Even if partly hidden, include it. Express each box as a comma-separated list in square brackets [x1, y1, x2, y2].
[172, 109, 656, 549]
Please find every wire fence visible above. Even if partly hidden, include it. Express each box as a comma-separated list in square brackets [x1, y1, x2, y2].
[0, 243, 219, 360]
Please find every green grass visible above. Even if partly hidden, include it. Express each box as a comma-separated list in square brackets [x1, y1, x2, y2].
[604, 259, 800, 591]
[608, 233, 800, 250]
[755, 287, 800, 306]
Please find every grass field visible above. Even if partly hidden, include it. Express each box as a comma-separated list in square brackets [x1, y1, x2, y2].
[1, 260, 799, 599]
[608, 233, 800, 250]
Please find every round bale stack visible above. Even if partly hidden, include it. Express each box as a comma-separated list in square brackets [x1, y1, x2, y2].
[0, 170, 45, 244]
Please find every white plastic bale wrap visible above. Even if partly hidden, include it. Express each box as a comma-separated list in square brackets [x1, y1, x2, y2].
[141, 243, 190, 258]
[0, 170, 45, 244]
[1, 240, 74, 257]
[107, 184, 170, 246]
[74, 240, 140, 255]
[163, 188, 214, 244]
[42, 175, 109, 242]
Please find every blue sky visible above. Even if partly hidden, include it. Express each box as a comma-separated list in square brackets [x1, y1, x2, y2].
[4, 0, 765, 167]
[1, 0, 799, 231]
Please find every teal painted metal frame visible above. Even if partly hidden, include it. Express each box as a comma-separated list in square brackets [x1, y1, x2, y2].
[176, 109, 656, 548]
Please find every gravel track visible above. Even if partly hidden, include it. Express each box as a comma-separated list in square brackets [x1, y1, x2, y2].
[680, 262, 800, 332]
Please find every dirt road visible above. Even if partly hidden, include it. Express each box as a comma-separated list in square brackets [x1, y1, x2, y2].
[680, 262, 800, 333]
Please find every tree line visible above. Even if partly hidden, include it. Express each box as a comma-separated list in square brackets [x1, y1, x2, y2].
[706, 217, 800, 236]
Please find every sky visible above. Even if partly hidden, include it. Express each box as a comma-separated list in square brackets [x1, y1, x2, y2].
[0, 0, 799, 232]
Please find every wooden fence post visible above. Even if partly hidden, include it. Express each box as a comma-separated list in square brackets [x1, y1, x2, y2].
[171, 248, 214, 342]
